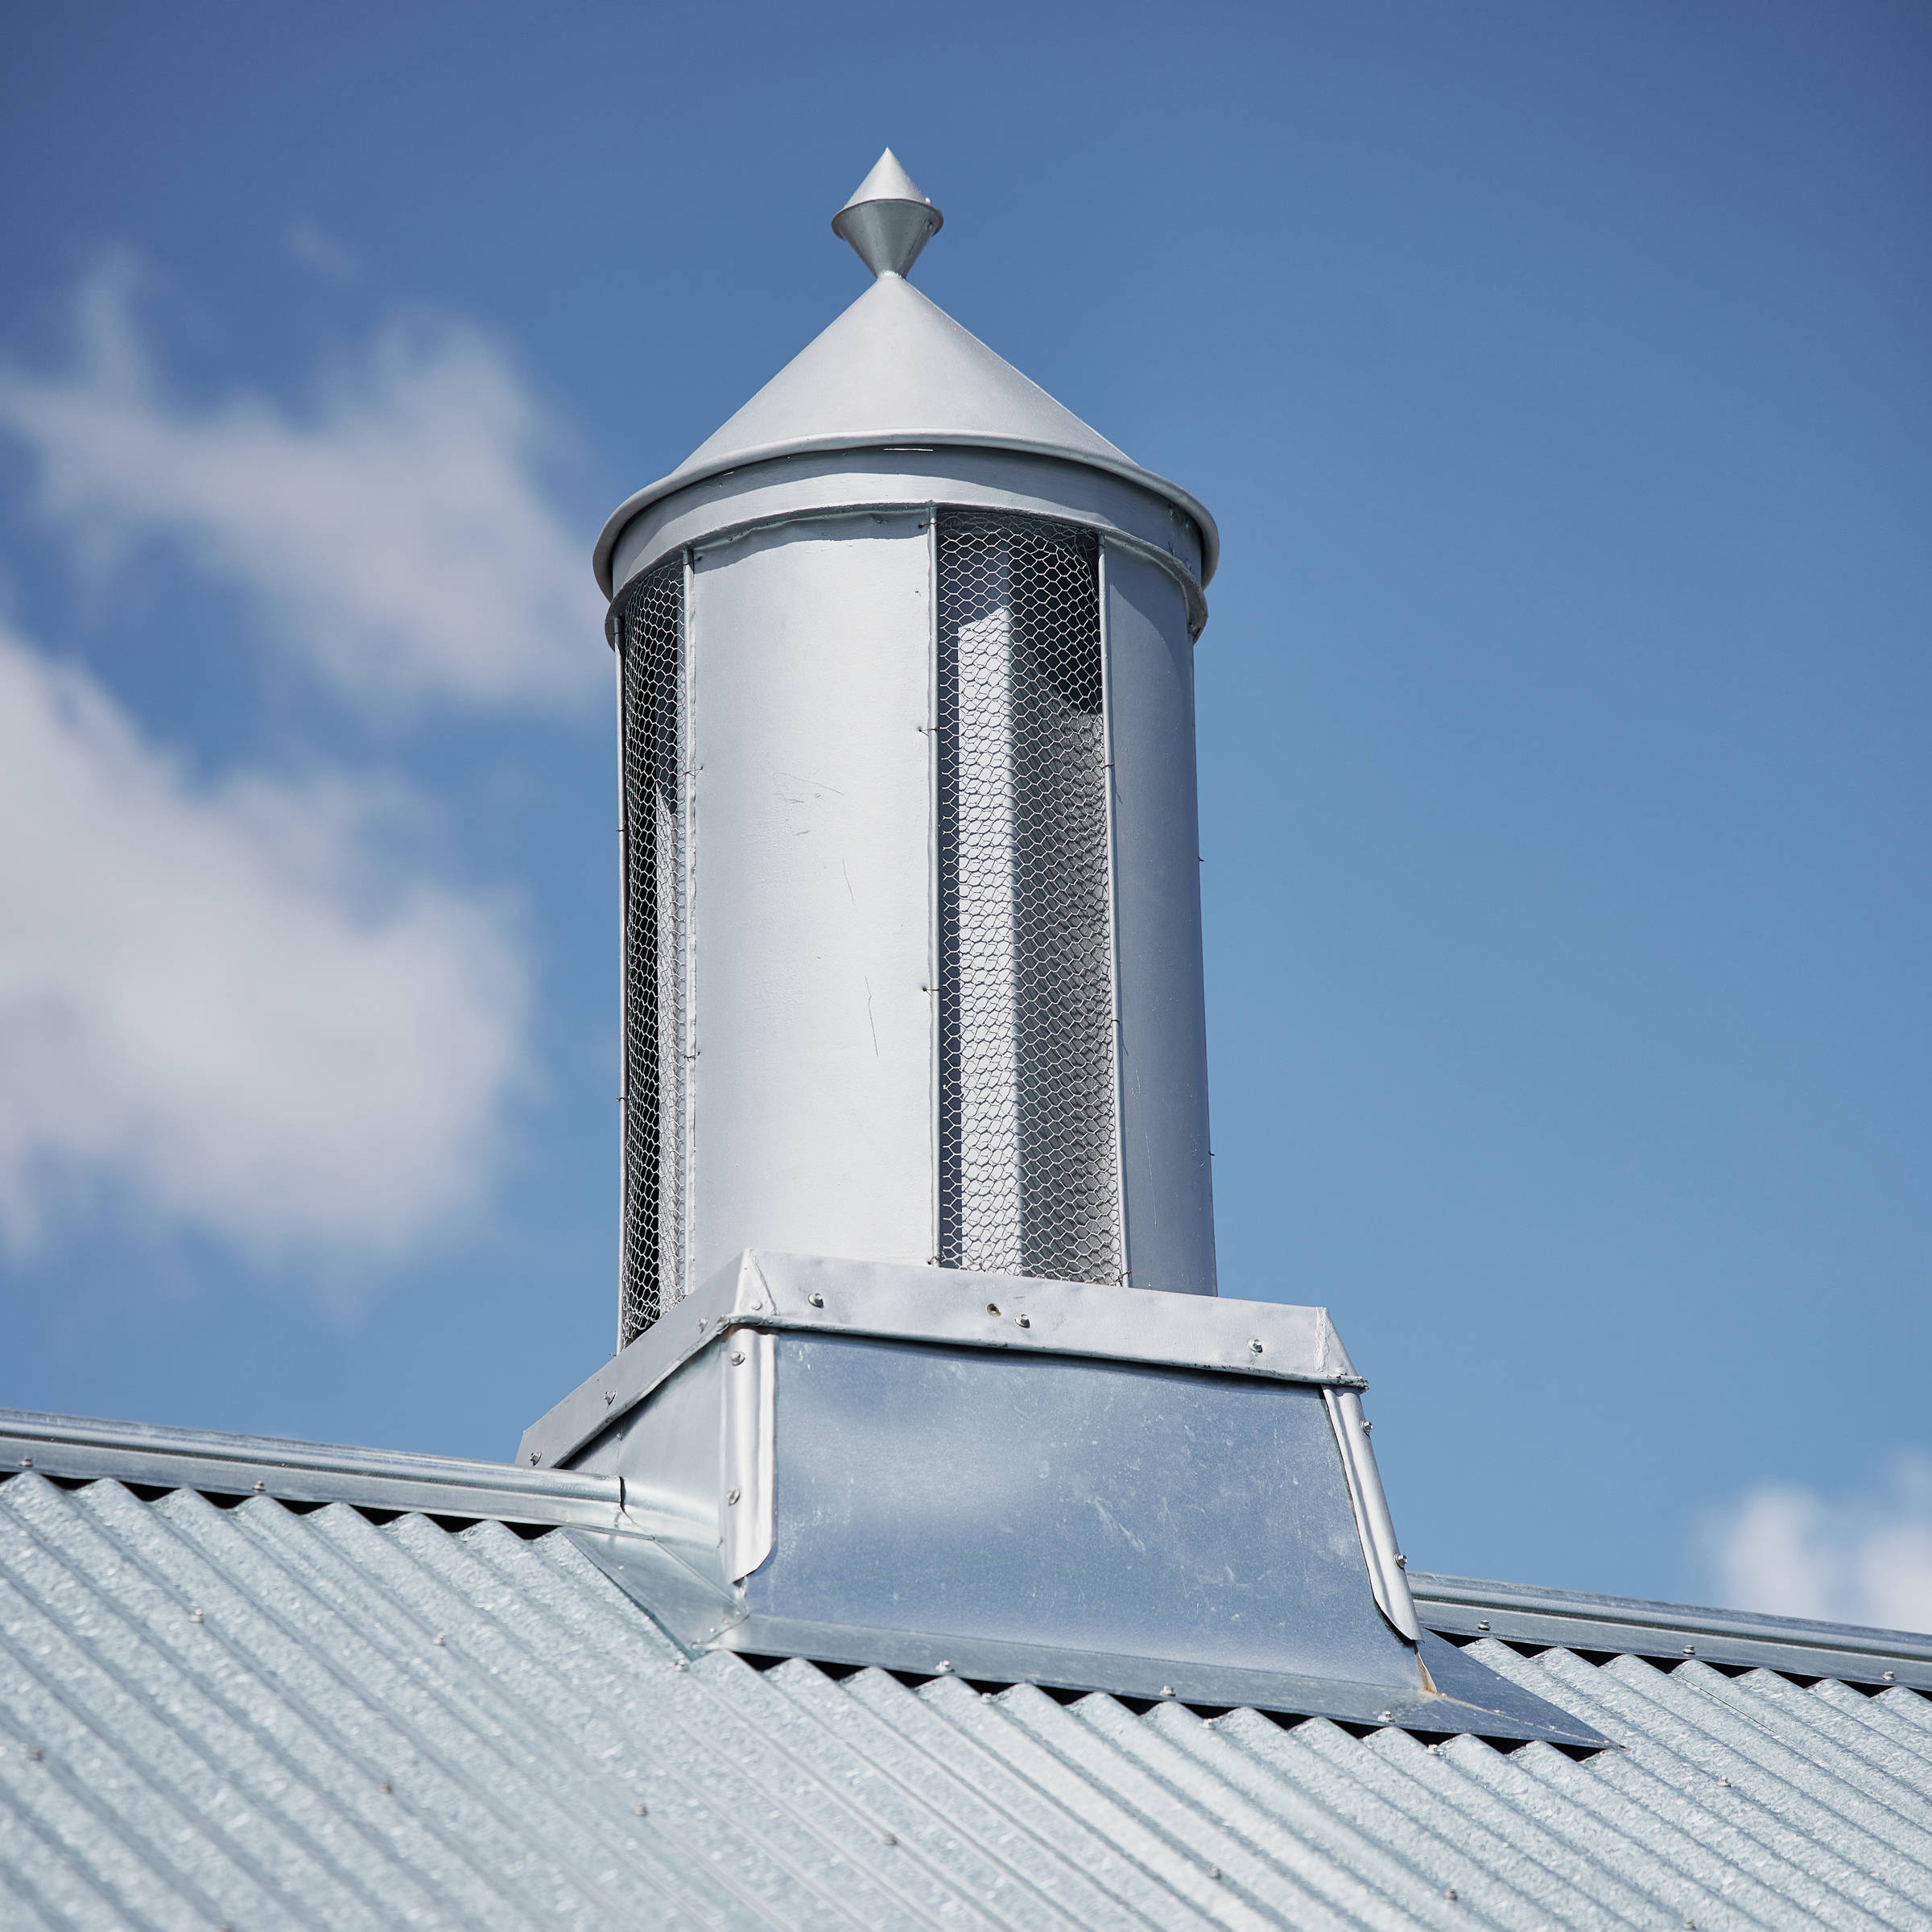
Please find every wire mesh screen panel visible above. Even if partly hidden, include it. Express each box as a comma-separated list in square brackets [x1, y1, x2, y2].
[936, 510, 1124, 1283]
[617, 557, 687, 1346]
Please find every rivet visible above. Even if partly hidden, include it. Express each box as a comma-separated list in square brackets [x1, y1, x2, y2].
[432, 1633, 446, 1647]
[730, 1351, 745, 1366]
[190, 1608, 204, 1624]
[807, 1293, 824, 1308]
[727, 1488, 741, 1506]
[1014, 1314, 1030, 1329]
[1476, 1620, 1490, 1633]
[1249, 1340, 1264, 1355]
[634, 1801, 649, 1817]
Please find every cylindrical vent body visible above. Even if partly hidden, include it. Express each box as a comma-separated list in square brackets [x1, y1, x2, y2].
[606, 453, 1216, 1346]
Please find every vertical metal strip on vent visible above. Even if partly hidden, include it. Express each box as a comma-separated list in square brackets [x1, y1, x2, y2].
[617, 556, 688, 1346]
[935, 510, 1124, 1284]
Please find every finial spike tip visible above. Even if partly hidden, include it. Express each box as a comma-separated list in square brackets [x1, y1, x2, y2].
[832, 149, 943, 280]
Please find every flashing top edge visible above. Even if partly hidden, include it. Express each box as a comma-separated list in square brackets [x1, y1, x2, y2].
[518, 1249, 1362, 1474]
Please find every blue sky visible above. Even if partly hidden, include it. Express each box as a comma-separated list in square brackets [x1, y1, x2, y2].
[2, 0, 1926, 1623]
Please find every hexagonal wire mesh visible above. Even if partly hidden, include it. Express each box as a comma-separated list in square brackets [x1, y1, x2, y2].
[935, 510, 1125, 1284]
[616, 556, 688, 1348]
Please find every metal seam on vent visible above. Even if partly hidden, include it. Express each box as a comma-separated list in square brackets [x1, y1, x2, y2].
[617, 556, 687, 1346]
[935, 510, 1124, 1284]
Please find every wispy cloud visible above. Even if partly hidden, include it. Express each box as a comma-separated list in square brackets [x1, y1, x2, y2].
[1706, 1455, 1932, 1635]
[0, 253, 606, 710]
[285, 220, 363, 287]
[0, 621, 527, 1261]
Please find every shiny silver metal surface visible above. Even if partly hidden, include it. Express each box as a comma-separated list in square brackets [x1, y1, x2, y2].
[742, 1333, 1418, 1689]
[1103, 547, 1216, 1294]
[6, 1458, 1928, 1930]
[831, 147, 943, 279]
[1326, 1388, 1422, 1645]
[683, 517, 936, 1294]
[519, 1249, 1364, 1474]
[592, 268, 1218, 597]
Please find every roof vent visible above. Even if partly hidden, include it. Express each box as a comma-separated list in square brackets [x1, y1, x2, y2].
[530, 157, 1610, 1752]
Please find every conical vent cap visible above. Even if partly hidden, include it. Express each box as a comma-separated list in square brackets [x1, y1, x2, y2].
[593, 153, 1218, 596]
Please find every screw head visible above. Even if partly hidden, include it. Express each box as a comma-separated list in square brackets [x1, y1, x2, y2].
[1249, 1339, 1264, 1354]
[727, 1488, 741, 1506]
[1159, 1685, 1175, 1698]
[432, 1633, 446, 1647]
[27, 1746, 42, 1761]
[189, 1608, 204, 1624]
[1014, 1313, 1030, 1328]
[934, 1659, 952, 1674]
[380, 1779, 392, 1794]
[19, 1456, 30, 1468]
[604, 1391, 616, 1406]
[807, 1292, 824, 1308]
[729, 1350, 745, 1366]
[253, 1480, 264, 1493]
[1476, 1620, 1490, 1632]
[634, 1801, 649, 1817]
[1883, 1670, 1896, 1682]
[1377, 1711, 1393, 1724]
[1683, 1644, 1695, 1656]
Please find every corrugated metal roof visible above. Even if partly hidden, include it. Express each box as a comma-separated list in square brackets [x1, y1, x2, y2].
[4, 1460, 1930, 1930]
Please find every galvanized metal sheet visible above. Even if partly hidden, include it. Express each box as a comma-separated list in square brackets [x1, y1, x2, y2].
[14, 1460, 1932, 1932]
[520, 1249, 1363, 1473]
[6, 1463, 1928, 1932]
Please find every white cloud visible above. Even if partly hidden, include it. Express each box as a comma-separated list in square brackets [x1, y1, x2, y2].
[1707, 1455, 1932, 1635]
[0, 254, 606, 710]
[0, 621, 526, 1261]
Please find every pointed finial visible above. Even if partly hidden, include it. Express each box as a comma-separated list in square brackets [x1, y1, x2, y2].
[831, 149, 943, 280]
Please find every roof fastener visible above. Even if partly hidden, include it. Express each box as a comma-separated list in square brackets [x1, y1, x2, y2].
[604, 1391, 616, 1406]
[252, 1480, 264, 1493]
[27, 1746, 42, 1761]
[1444, 1888, 1457, 1901]
[1682, 1644, 1695, 1656]
[432, 1633, 446, 1647]
[1249, 1339, 1264, 1354]
[1882, 1670, 1896, 1682]
[529, 1452, 539, 1466]
[190, 1608, 204, 1624]
[1014, 1314, 1030, 1328]
[882, 1831, 898, 1847]
[807, 1292, 824, 1307]
[634, 1801, 649, 1817]
[380, 1780, 393, 1794]
[1377, 1711, 1393, 1723]
[1208, 1866, 1221, 1880]
[1476, 1620, 1490, 1633]
[729, 1351, 745, 1366]
[727, 1488, 741, 1505]
[934, 1659, 952, 1674]
[18, 1456, 30, 1468]
[1160, 1685, 1175, 1698]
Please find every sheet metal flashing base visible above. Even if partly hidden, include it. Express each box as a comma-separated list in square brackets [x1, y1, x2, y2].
[568, 1526, 1614, 1749]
